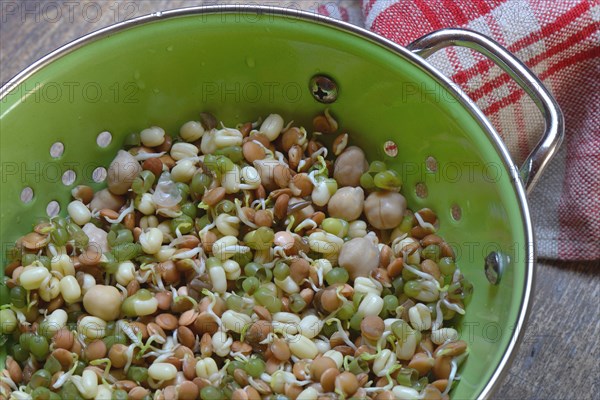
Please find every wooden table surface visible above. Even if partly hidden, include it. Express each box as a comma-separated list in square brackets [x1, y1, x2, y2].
[1, 2, 598, 399]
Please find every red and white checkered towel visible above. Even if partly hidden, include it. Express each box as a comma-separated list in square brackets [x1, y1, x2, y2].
[318, 0, 600, 261]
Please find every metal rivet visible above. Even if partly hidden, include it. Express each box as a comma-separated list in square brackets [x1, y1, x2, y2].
[309, 75, 338, 103]
[485, 251, 509, 285]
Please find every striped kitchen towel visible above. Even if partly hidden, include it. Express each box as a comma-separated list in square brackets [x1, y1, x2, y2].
[321, 0, 599, 260]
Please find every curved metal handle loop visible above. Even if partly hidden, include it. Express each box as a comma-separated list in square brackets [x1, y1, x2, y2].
[407, 28, 564, 193]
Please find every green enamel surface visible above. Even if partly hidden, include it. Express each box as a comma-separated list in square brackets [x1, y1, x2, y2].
[0, 12, 527, 398]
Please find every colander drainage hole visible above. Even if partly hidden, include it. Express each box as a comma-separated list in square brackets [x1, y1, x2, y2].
[46, 201, 60, 217]
[62, 170, 76, 186]
[451, 204, 462, 221]
[96, 131, 112, 148]
[92, 167, 107, 183]
[415, 182, 428, 198]
[50, 142, 64, 158]
[20, 187, 34, 204]
[426, 156, 438, 172]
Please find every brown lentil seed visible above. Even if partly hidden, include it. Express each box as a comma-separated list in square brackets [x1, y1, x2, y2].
[292, 360, 310, 380]
[159, 154, 176, 169]
[274, 231, 294, 251]
[432, 379, 449, 393]
[155, 313, 178, 330]
[200, 333, 213, 357]
[193, 312, 219, 335]
[232, 388, 249, 400]
[201, 230, 217, 253]
[270, 338, 291, 362]
[387, 257, 404, 278]
[108, 344, 128, 369]
[440, 242, 456, 258]
[177, 326, 196, 349]
[245, 386, 262, 400]
[357, 373, 369, 387]
[178, 380, 199, 400]
[192, 377, 211, 392]
[320, 367, 340, 393]
[379, 245, 392, 268]
[374, 390, 395, 400]
[434, 340, 467, 358]
[289, 258, 310, 283]
[21, 232, 49, 250]
[182, 356, 196, 380]
[284, 383, 302, 400]
[335, 372, 359, 397]
[142, 157, 164, 177]
[203, 187, 226, 207]
[240, 122, 253, 137]
[411, 225, 434, 239]
[354, 345, 376, 358]
[310, 356, 337, 381]
[422, 385, 443, 400]
[129, 322, 148, 340]
[265, 357, 281, 375]
[274, 194, 290, 221]
[254, 210, 273, 227]
[234, 369, 249, 386]
[409, 352, 435, 376]
[133, 226, 142, 242]
[155, 291, 173, 310]
[123, 212, 135, 231]
[246, 320, 272, 344]
[84, 339, 107, 361]
[320, 287, 342, 313]
[253, 305, 272, 321]
[421, 259, 441, 280]
[242, 207, 256, 223]
[53, 328, 74, 350]
[129, 387, 150, 400]
[255, 184, 266, 200]
[251, 379, 271, 395]
[147, 322, 166, 340]
[179, 309, 198, 326]
[52, 348, 73, 369]
[127, 279, 140, 297]
[71, 185, 94, 204]
[115, 380, 137, 392]
[433, 356, 452, 380]
[6, 357, 22, 384]
[242, 141, 266, 163]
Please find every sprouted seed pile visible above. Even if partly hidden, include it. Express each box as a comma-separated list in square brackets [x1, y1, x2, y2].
[0, 110, 473, 400]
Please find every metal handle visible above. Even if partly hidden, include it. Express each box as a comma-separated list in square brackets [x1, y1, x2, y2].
[407, 28, 564, 193]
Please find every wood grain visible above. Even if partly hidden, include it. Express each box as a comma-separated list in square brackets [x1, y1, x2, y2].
[2, 2, 599, 399]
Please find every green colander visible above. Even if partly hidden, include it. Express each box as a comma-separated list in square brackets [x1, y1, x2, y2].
[0, 6, 563, 399]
